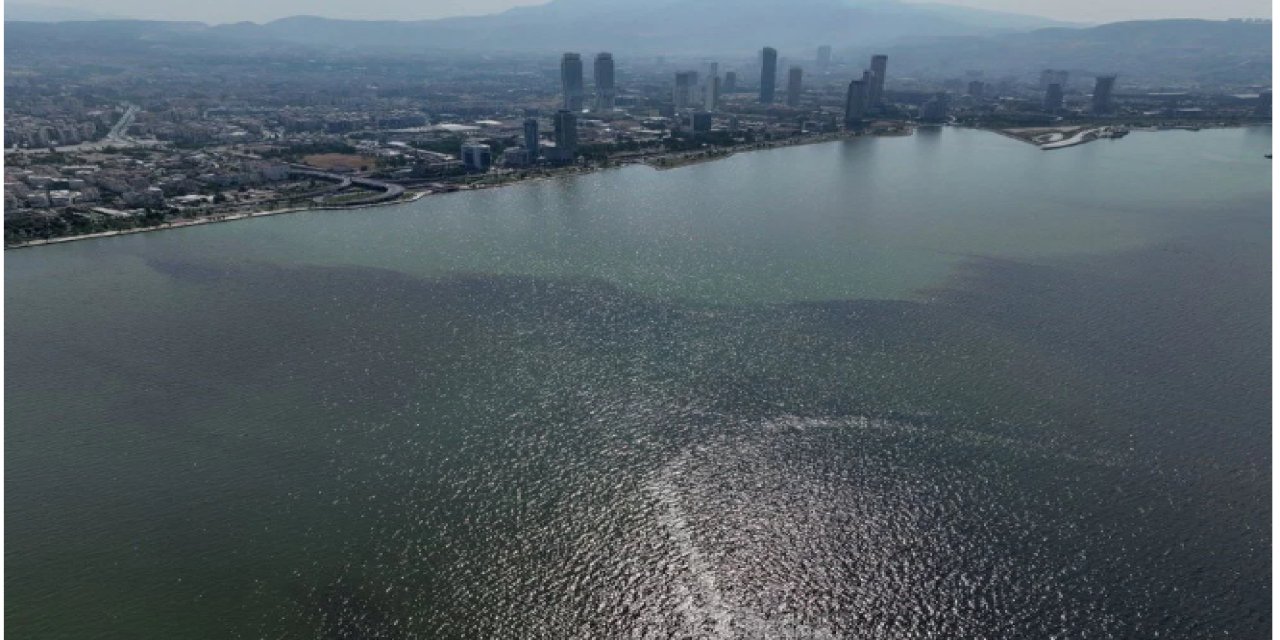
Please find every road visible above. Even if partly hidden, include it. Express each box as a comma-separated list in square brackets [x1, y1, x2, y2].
[4, 103, 155, 155]
[287, 165, 405, 205]
[105, 104, 140, 145]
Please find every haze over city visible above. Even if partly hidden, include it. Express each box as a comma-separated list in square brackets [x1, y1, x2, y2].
[5, 0, 1273, 24]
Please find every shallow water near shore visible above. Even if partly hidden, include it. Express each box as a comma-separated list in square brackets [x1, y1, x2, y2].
[6, 127, 1271, 638]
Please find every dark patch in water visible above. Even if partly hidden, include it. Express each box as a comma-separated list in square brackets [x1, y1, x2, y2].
[17, 232, 1270, 639]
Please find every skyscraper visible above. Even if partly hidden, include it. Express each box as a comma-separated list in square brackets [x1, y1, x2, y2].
[673, 71, 696, 109]
[919, 93, 950, 122]
[704, 76, 721, 111]
[1043, 83, 1064, 112]
[561, 53, 585, 111]
[460, 142, 492, 172]
[593, 52, 615, 112]
[692, 111, 713, 134]
[1092, 75, 1116, 114]
[702, 62, 720, 110]
[816, 45, 832, 71]
[552, 109, 577, 163]
[844, 79, 868, 127]
[759, 47, 777, 104]
[523, 118, 539, 160]
[869, 54, 888, 107]
[786, 66, 803, 107]
[723, 71, 737, 93]
[967, 80, 985, 99]
[1039, 69, 1069, 91]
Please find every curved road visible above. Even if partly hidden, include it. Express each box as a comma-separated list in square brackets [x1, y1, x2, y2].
[287, 165, 405, 205]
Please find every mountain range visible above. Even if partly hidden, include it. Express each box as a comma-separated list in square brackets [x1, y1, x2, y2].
[7, 0, 1075, 54]
[4, 0, 1271, 85]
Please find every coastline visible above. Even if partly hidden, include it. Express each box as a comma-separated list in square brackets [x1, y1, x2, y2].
[642, 129, 874, 170]
[8, 123, 1249, 251]
[5, 131, 885, 250]
[978, 120, 1264, 150]
[4, 191, 433, 250]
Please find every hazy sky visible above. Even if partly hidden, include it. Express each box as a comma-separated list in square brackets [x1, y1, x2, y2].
[9, 0, 1273, 25]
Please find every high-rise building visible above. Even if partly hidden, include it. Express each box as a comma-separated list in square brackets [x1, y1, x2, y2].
[1043, 83, 1064, 112]
[674, 71, 697, 109]
[1092, 75, 1116, 114]
[759, 47, 778, 104]
[817, 45, 832, 71]
[869, 54, 888, 107]
[844, 79, 869, 127]
[552, 109, 578, 163]
[561, 53, 585, 111]
[593, 52, 616, 111]
[523, 118, 540, 160]
[919, 92, 950, 122]
[704, 76, 721, 111]
[1039, 69, 1054, 89]
[1039, 69, 1069, 91]
[967, 80, 985, 99]
[461, 142, 493, 172]
[703, 62, 720, 110]
[692, 111, 713, 133]
[786, 66, 803, 107]
[1257, 90, 1272, 118]
[723, 71, 738, 93]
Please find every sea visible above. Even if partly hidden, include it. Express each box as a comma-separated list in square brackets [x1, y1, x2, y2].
[5, 126, 1271, 638]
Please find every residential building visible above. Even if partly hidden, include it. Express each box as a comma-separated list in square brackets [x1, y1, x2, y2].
[919, 92, 950, 122]
[787, 66, 803, 107]
[692, 111, 713, 133]
[461, 142, 492, 171]
[1092, 75, 1117, 114]
[551, 109, 578, 163]
[561, 53, 585, 111]
[674, 71, 697, 109]
[1043, 83, 1064, 112]
[1040, 69, 1069, 91]
[523, 118, 540, 160]
[817, 45, 832, 71]
[869, 54, 888, 107]
[760, 47, 778, 104]
[594, 53, 616, 111]
[845, 79, 869, 127]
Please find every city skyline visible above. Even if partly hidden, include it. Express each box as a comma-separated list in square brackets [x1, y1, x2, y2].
[6, 0, 1271, 25]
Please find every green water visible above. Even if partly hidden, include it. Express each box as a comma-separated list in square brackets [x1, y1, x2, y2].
[45, 126, 1263, 304]
[6, 127, 1271, 638]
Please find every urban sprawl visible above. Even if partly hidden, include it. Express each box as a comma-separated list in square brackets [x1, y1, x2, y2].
[4, 44, 1272, 246]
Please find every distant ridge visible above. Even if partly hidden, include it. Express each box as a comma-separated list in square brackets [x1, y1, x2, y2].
[4, 2, 125, 21]
[5, 0, 1074, 53]
[3, 4, 1270, 85]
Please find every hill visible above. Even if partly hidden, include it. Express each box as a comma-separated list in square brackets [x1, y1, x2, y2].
[6, 0, 1072, 55]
